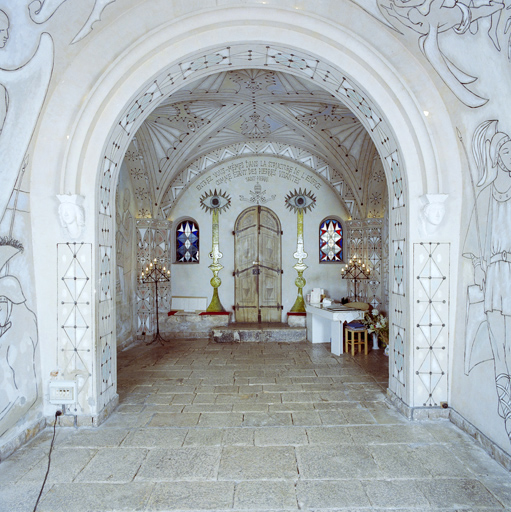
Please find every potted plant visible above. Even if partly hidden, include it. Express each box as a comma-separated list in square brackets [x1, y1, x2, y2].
[362, 308, 389, 355]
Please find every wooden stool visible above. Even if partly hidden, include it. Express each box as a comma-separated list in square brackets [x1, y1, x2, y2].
[344, 323, 369, 355]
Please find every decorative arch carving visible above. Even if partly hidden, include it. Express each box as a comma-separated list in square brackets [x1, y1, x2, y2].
[96, 42, 409, 410]
[160, 142, 359, 219]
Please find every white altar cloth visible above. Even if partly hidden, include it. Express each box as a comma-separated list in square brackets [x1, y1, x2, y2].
[305, 303, 365, 356]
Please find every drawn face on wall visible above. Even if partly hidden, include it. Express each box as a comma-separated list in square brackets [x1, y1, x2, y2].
[0, 11, 9, 49]
[499, 140, 511, 172]
[0, 296, 10, 327]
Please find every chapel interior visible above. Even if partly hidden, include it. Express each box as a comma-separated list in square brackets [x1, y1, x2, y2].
[1, 1, 511, 510]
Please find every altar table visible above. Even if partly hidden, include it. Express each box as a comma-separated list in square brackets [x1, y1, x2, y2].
[305, 303, 365, 356]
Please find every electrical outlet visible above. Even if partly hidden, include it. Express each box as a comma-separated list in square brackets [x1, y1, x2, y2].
[49, 381, 77, 405]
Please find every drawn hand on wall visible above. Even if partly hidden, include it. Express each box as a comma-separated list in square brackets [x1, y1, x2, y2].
[0, 240, 39, 437]
[378, 0, 505, 107]
[463, 119, 511, 443]
[505, 6, 511, 60]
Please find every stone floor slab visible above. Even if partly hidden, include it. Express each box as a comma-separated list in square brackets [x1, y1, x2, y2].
[147, 481, 235, 510]
[197, 412, 243, 427]
[254, 427, 308, 446]
[74, 447, 147, 483]
[234, 480, 298, 509]
[362, 479, 430, 508]
[121, 428, 188, 448]
[243, 412, 293, 427]
[218, 446, 298, 480]
[57, 428, 130, 448]
[296, 445, 379, 479]
[136, 447, 221, 481]
[19, 447, 97, 484]
[296, 480, 370, 509]
[147, 412, 200, 428]
[305, 426, 353, 445]
[37, 482, 154, 511]
[421, 478, 505, 508]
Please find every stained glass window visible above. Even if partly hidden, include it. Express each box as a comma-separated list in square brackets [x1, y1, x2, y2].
[319, 219, 343, 262]
[176, 220, 199, 262]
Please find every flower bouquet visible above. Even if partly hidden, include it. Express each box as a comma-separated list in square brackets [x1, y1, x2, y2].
[361, 308, 389, 348]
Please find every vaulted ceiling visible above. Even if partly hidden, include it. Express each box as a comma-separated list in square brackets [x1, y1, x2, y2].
[121, 69, 386, 219]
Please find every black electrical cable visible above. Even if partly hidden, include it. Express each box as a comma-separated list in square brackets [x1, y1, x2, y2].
[33, 411, 62, 512]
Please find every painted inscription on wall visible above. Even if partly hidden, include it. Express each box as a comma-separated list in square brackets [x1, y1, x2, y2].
[195, 159, 323, 191]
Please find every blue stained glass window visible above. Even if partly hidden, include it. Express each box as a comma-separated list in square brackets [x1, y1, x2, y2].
[176, 220, 199, 262]
[319, 219, 343, 262]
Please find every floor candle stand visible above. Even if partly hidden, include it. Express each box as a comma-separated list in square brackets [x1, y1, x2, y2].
[341, 258, 371, 302]
[140, 259, 170, 345]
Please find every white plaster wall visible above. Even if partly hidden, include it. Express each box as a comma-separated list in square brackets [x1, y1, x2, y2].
[15, 0, 491, 452]
[30, 3, 447, 417]
[169, 156, 351, 314]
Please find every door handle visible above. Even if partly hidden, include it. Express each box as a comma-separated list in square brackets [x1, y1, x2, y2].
[252, 268, 261, 275]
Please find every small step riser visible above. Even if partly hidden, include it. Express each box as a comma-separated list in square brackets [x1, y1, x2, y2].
[212, 328, 306, 343]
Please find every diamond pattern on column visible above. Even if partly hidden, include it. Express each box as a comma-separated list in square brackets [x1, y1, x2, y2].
[58, 243, 92, 415]
[413, 243, 449, 407]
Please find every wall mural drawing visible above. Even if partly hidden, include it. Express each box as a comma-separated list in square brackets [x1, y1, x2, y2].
[71, 0, 116, 44]
[0, 1, 116, 224]
[0, 238, 39, 437]
[0, 7, 53, 223]
[0, 0, 116, 444]
[239, 182, 276, 205]
[377, 0, 508, 107]
[116, 187, 134, 346]
[463, 120, 511, 444]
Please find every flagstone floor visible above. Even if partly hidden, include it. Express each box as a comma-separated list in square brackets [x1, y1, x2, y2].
[1, 338, 511, 511]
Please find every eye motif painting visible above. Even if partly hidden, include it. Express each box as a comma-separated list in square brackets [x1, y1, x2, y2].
[199, 189, 231, 214]
[284, 188, 316, 213]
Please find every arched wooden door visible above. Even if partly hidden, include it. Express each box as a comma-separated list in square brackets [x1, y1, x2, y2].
[234, 206, 282, 323]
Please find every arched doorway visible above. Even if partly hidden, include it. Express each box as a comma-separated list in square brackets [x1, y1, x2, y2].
[234, 206, 282, 323]
[34, 8, 459, 423]
[94, 43, 410, 414]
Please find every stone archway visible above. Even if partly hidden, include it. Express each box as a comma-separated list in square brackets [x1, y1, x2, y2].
[95, 43, 409, 415]
[32, 6, 462, 423]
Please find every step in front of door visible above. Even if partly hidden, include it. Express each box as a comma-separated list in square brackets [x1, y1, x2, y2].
[212, 327, 306, 343]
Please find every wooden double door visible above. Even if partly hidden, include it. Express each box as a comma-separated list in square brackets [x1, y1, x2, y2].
[234, 206, 282, 323]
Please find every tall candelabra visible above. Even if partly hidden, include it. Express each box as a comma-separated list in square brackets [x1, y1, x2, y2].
[200, 189, 231, 312]
[285, 188, 316, 313]
[341, 257, 371, 302]
[140, 258, 170, 345]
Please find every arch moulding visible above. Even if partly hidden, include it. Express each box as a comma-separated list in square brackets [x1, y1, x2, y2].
[31, 7, 461, 421]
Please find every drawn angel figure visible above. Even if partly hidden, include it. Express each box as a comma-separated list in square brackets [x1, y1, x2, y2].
[463, 120, 511, 443]
[379, 0, 504, 108]
[0, 1, 116, 223]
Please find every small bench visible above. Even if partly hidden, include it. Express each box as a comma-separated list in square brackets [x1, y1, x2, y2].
[170, 296, 208, 313]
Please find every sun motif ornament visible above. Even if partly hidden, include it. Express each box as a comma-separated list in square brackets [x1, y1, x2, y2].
[284, 188, 316, 214]
[200, 189, 231, 214]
